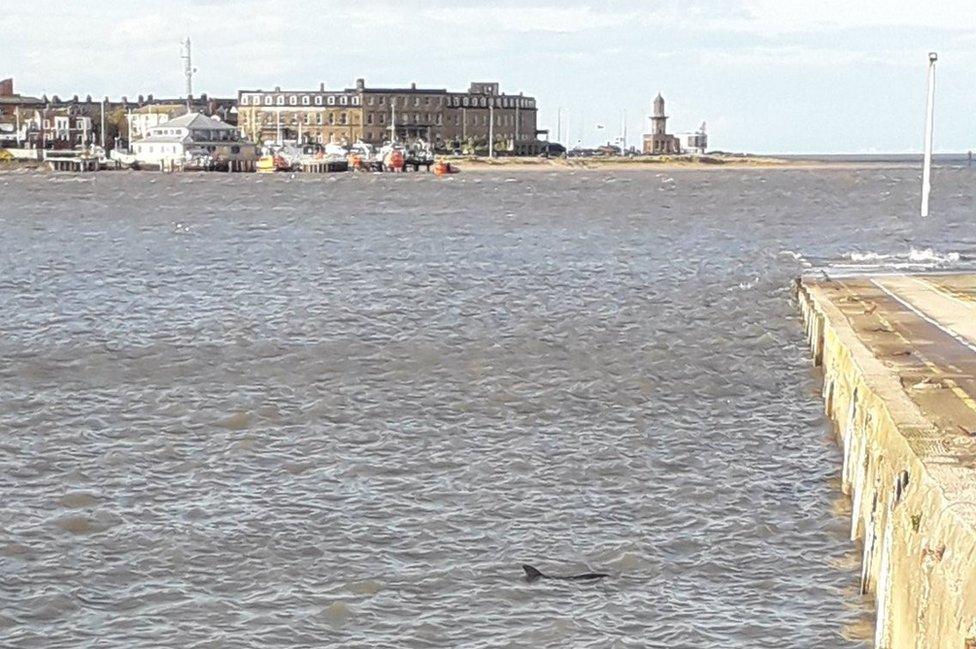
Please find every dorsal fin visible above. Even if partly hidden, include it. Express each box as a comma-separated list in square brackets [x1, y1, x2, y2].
[522, 564, 545, 582]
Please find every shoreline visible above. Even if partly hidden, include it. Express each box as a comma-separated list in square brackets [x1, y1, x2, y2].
[0, 155, 935, 175]
[445, 156, 926, 172]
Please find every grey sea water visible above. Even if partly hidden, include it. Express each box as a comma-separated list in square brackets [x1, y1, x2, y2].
[2, 168, 974, 648]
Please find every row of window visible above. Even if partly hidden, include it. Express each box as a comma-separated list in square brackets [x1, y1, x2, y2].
[241, 94, 360, 107]
[43, 118, 89, 129]
[138, 144, 180, 155]
[150, 128, 185, 137]
[447, 95, 534, 109]
[248, 110, 533, 133]
[240, 92, 536, 110]
[261, 112, 351, 126]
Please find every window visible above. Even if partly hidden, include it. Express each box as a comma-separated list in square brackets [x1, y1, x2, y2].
[367, 113, 373, 125]
[413, 96, 420, 106]
[352, 96, 360, 106]
[424, 97, 430, 105]
[314, 95, 322, 105]
[289, 96, 297, 105]
[379, 113, 385, 124]
[327, 96, 335, 105]
[379, 96, 385, 105]
[240, 95, 249, 106]
[340, 112, 346, 124]
[276, 96, 284, 105]
[339, 96, 348, 105]
[329, 112, 335, 124]
[302, 95, 310, 105]
[316, 114, 323, 125]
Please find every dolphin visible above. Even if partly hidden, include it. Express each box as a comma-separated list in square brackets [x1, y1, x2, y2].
[522, 564, 609, 582]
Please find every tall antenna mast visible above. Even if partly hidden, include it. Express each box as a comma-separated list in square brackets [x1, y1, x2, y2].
[182, 37, 196, 111]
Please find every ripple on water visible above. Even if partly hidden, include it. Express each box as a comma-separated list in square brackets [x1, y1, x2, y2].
[4, 168, 967, 646]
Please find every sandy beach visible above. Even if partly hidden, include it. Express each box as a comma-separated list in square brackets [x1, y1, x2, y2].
[443, 154, 926, 172]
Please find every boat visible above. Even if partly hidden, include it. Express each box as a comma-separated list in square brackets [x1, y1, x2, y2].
[256, 155, 276, 173]
[377, 143, 406, 172]
[347, 141, 375, 171]
[404, 140, 435, 171]
[433, 160, 460, 176]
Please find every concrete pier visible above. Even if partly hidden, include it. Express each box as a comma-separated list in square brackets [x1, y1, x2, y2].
[797, 274, 976, 648]
[46, 157, 98, 172]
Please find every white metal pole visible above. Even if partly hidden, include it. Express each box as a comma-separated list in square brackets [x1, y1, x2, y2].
[489, 101, 494, 158]
[101, 98, 106, 149]
[921, 51, 937, 217]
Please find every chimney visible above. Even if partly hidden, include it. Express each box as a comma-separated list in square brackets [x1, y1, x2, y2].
[274, 86, 281, 92]
[356, 78, 365, 91]
[320, 82, 325, 91]
[411, 82, 416, 90]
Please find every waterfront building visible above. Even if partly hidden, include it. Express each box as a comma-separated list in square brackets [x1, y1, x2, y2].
[237, 79, 543, 153]
[0, 78, 236, 150]
[642, 93, 681, 155]
[131, 112, 256, 169]
[679, 122, 708, 155]
[127, 104, 190, 141]
[14, 106, 93, 148]
[0, 78, 43, 119]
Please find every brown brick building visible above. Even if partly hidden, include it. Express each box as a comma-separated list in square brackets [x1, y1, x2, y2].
[643, 93, 681, 155]
[237, 79, 540, 152]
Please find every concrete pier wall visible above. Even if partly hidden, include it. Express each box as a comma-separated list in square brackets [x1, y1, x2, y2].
[797, 280, 976, 649]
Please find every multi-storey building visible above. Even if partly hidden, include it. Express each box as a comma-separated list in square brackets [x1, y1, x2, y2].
[0, 77, 236, 150]
[237, 79, 540, 152]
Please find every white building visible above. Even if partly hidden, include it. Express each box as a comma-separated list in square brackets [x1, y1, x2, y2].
[679, 122, 708, 155]
[132, 112, 257, 170]
[127, 104, 185, 141]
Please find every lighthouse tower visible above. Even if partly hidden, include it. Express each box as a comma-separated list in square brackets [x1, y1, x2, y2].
[651, 93, 667, 135]
[643, 92, 680, 155]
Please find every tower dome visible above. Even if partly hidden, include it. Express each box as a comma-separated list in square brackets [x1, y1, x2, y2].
[653, 93, 665, 117]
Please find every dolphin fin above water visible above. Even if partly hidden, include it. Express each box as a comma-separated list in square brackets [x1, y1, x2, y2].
[522, 564, 609, 582]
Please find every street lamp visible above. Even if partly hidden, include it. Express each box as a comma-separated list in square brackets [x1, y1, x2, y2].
[921, 51, 937, 217]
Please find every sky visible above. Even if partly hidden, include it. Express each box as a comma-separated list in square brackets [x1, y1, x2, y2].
[3, 0, 975, 153]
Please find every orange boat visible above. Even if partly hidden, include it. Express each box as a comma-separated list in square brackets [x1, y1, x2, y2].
[433, 161, 459, 176]
[384, 149, 405, 172]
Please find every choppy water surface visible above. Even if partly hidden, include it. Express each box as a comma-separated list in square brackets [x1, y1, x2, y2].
[3, 168, 976, 647]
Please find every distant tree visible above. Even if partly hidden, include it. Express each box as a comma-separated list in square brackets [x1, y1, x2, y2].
[104, 107, 129, 148]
